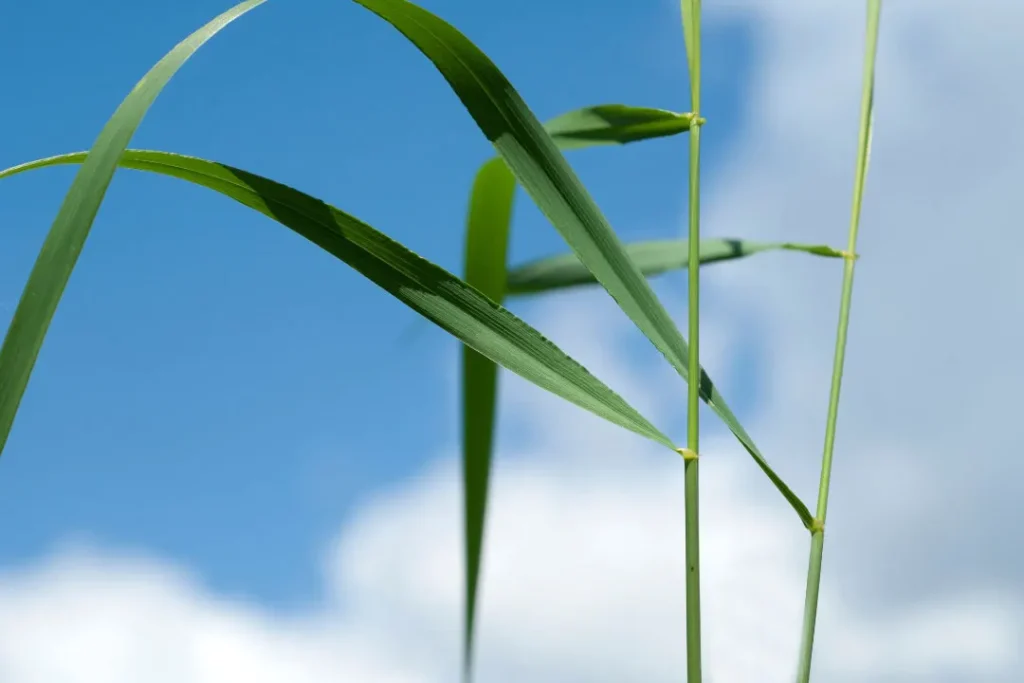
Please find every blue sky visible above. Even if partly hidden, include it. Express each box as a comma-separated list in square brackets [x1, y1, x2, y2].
[0, 0, 757, 610]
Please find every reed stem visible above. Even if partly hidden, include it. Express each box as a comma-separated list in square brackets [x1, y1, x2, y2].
[795, 2, 882, 681]
[680, 1, 703, 681]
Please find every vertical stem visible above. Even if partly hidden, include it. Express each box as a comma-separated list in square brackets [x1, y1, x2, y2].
[680, 1, 703, 681]
[795, 2, 882, 681]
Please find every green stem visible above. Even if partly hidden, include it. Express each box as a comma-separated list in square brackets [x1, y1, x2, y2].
[681, 1, 703, 681]
[795, 2, 881, 681]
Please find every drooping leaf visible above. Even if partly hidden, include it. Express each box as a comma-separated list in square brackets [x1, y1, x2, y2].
[0, 0, 267, 458]
[459, 103, 696, 677]
[348, 1, 813, 677]
[0, 148, 677, 457]
[345, 1, 803, 513]
[507, 238, 847, 295]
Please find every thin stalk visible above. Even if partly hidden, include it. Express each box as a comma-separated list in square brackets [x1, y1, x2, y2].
[795, 2, 882, 681]
[680, 1, 704, 681]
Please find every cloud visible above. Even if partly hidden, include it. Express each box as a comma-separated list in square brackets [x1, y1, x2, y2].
[1, 1, 1022, 682]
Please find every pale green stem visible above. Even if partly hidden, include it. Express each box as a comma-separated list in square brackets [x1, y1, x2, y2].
[795, 2, 882, 681]
[681, 1, 703, 682]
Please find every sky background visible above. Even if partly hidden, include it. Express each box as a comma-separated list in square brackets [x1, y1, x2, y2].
[0, 0, 1021, 682]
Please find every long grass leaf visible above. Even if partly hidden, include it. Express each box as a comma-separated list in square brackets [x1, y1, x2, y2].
[0, 0, 266, 457]
[459, 103, 696, 676]
[507, 239, 846, 295]
[0, 149, 676, 456]
[459, 157, 513, 679]
[349, 0, 812, 525]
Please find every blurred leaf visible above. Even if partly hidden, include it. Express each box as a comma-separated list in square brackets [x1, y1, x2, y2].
[0, 0, 266, 458]
[0, 147, 676, 456]
[459, 103, 696, 676]
[508, 238, 846, 295]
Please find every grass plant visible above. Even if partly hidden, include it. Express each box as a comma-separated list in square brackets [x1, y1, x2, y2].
[0, 1, 882, 680]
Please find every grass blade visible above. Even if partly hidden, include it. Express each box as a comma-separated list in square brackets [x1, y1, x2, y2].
[542, 104, 697, 150]
[460, 103, 696, 676]
[460, 156, 514, 680]
[349, 4, 814, 678]
[347, 0, 811, 525]
[0, 0, 266, 458]
[796, 2, 882, 681]
[0, 149, 677, 455]
[507, 238, 847, 296]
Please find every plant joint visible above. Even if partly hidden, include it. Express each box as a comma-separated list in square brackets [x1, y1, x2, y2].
[809, 517, 825, 535]
[676, 447, 699, 462]
[840, 249, 859, 261]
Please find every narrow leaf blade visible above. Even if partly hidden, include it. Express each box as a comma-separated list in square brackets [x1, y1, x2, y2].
[507, 239, 846, 295]
[0, 0, 266, 457]
[543, 104, 696, 150]
[350, 2, 813, 677]
[0, 149, 676, 458]
[348, 0, 811, 523]
[460, 157, 515, 672]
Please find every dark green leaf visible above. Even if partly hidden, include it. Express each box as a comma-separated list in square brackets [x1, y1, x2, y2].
[349, 0, 812, 515]
[0, 148, 676, 461]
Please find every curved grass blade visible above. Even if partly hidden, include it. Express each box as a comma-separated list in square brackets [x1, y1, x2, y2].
[0, 0, 266, 458]
[460, 103, 696, 676]
[349, 0, 811, 503]
[507, 239, 847, 296]
[0, 149, 677, 455]
[349, 2, 813, 677]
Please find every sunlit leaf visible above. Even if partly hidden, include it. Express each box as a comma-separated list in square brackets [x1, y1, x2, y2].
[0, 148, 676, 466]
[348, 1, 815, 677]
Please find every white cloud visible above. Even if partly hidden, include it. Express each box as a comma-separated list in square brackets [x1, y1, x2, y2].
[2, 1, 1022, 682]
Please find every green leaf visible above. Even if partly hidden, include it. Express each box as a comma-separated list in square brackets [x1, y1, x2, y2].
[0, 0, 266, 458]
[542, 104, 697, 150]
[459, 158, 513, 680]
[0, 147, 677, 460]
[345, 0, 783, 484]
[348, 0, 813, 676]
[507, 238, 847, 295]
[350, 1, 811, 508]
[459, 103, 696, 679]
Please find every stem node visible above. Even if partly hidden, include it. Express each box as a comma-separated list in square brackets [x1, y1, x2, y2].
[677, 447, 700, 461]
